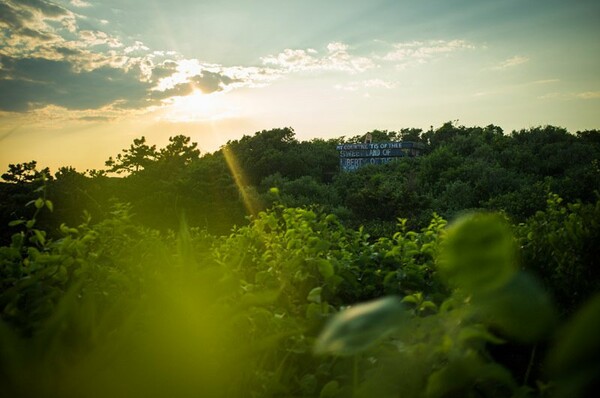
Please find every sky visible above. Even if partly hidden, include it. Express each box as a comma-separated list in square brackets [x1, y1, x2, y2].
[0, 0, 599, 172]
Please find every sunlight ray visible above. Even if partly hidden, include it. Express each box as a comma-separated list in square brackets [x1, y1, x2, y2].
[222, 145, 259, 216]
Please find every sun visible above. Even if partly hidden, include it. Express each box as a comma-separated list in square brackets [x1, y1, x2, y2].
[160, 90, 238, 123]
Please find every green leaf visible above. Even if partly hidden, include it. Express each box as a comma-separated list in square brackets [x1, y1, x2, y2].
[317, 259, 334, 279]
[438, 213, 517, 294]
[547, 294, 600, 398]
[8, 220, 25, 227]
[426, 354, 516, 398]
[420, 301, 438, 312]
[45, 200, 53, 212]
[34, 198, 44, 209]
[474, 272, 556, 343]
[458, 325, 505, 346]
[402, 295, 419, 305]
[320, 380, 340, 398]
[307, 287, 322, 304]
[306, 302, 323, 320]
[314, 296, 407, 356]
[33, 229, 46, 245]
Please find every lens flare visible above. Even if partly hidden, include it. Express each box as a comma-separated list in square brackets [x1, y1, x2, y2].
[222, 146, 259, 216]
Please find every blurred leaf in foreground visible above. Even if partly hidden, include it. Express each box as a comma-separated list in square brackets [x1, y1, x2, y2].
[547, 294, 600, 398]
[314, 296, 407, 356]
[474, 272, 556, 343]
[438, 213, 517, 294]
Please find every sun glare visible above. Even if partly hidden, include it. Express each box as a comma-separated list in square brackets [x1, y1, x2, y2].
[160, 90, 238, 123]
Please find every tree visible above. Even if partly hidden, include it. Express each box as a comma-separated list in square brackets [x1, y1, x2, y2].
[105, 136, 158, 174]
[158, 135, 200, 166]
[1, 161, 50, 183]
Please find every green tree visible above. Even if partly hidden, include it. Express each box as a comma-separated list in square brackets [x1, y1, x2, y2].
[158, 134, 200, 167]
[105, 136, 158, 174]
[1, 161, 50, 183]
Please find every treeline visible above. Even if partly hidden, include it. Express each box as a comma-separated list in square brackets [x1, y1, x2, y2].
[2, 123, 599, 243]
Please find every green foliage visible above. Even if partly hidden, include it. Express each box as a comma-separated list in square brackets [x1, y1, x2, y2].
[1, 124, 599, 397]
[516, 194, 600, 313]
[0, 189, 598, 397]
[313, 211, 575, 398]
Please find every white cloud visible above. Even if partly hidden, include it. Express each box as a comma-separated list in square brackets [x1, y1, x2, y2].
[530, 79, 559, 85]
[576, 91, 600, 99]
[492, 55, 529, 70]
[382, 39, 475, 67]
[79, 30, 123, 48]
[538, 91, 600, 100]
[70, 0, 91, 7]
[124, 41, 150, 54]
[261, 42, 376, 74]
[335, 79, 396, 91]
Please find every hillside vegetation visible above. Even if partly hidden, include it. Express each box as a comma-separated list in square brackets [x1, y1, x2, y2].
[1, 122, 599, 397]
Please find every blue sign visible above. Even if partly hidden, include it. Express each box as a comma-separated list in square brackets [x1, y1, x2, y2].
[339, 148, 408, 158]
[336, 141, 424, 171]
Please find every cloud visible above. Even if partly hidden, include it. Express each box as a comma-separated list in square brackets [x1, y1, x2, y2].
[18, 0, 69, 18]
[538, 91, 600, 100]
[334, 79, 396, 91]
[70, 0, 91, 7]
[381, 40, 475, 67]
[0, 1, 33, 30]
[78, 30, 123, 48]
[0, 2, 484, 120]
[0, 56, 151, 111]
[151, 71, 238, 100]
[492, 55, 529, 70]
[530, 79, 559, 85]
[576, 91, 600, 100]
[261, 42, 376, 74]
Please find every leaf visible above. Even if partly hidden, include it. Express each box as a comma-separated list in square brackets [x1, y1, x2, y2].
[45, 200, 53, 212]
[307, 287, 322, 304]
[402, 295, 419, 305]
[438, 213, 517, 294]
[320, 380, 340, 398]
[474, 272, 556, 343]
[8, 220, 25, 227]
[314, 296, 407, 356]
[546, 294, 600, 398]
[458, 325, 505, 346]
[426, 354, 516, 398]
[33, 229, 46, 245]
[317, 259, 334, 279]
[420, 301, 438, 312]
[34, 198, 44, 209]
[306, 302, 323, 320]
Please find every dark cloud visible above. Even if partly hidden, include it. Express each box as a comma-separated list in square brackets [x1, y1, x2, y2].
[19, 27, 54, 41]
[151, 60, 178, 80]
[151, 70, 239, 100]
[0, 1, 33, 29]
[151, 82, 194, 100]
[0, 0, 243, 114]
[15, 0, 68, 17]
[191, 71, 237, 93]
[54, 46, 84, 57]
[0, 56, 152, 111]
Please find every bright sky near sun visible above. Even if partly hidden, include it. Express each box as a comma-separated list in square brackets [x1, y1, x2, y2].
[1, 0, 599, 172]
